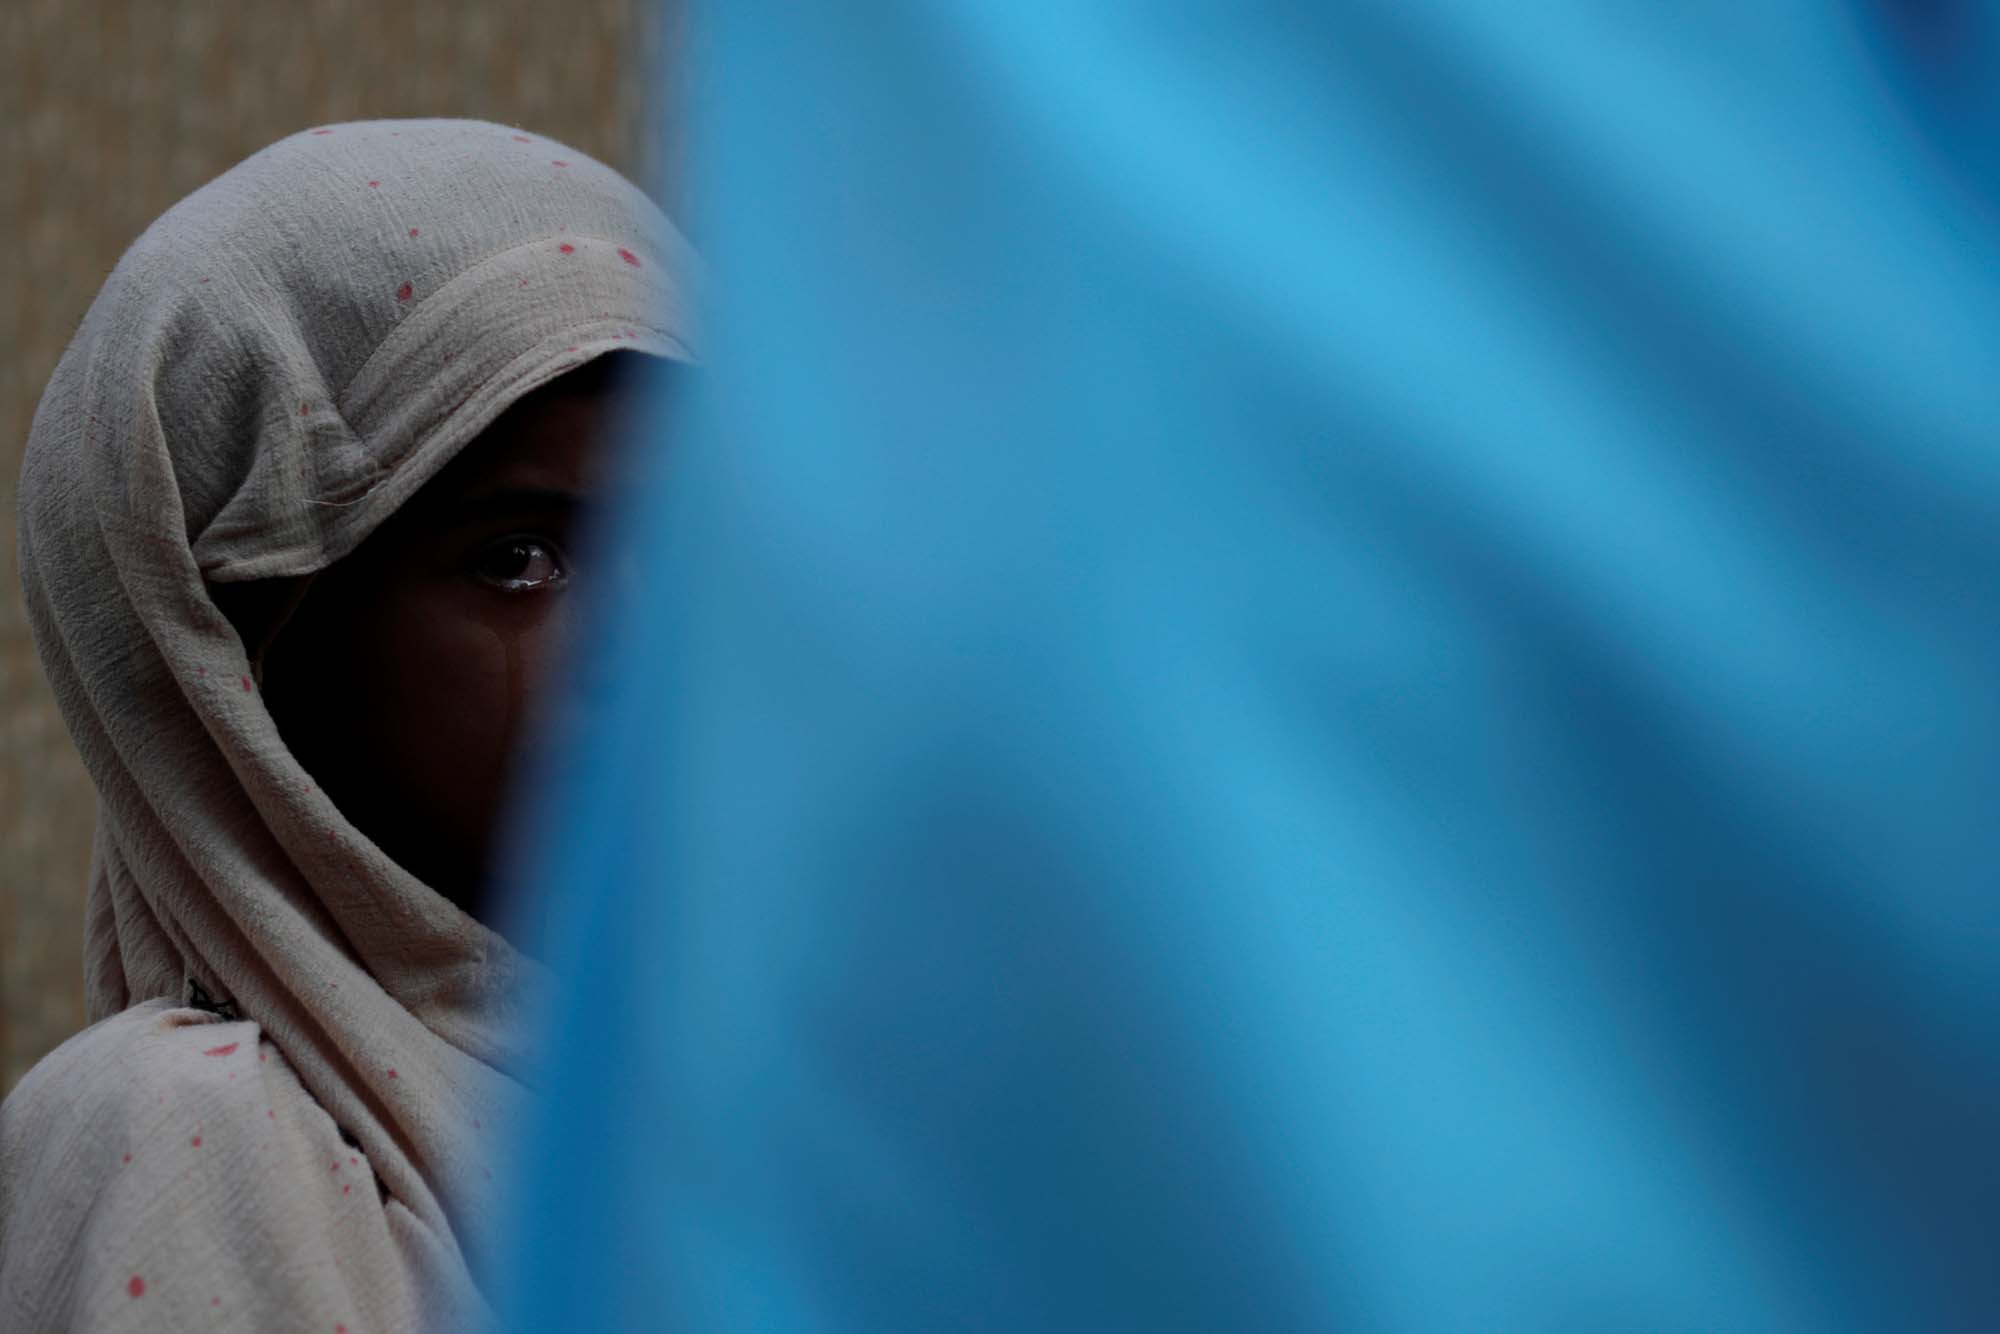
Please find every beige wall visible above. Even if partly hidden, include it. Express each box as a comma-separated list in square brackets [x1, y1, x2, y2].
[0, 0, 681, 1096]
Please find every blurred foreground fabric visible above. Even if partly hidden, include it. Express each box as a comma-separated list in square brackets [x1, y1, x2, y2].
[505, 3, 1998, 1329]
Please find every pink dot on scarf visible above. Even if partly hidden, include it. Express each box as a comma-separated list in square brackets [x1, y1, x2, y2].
[343, 1184, 351, 1195]
[196, 666, 206, 678]
[122, 1153, 131, 1164]
[311, 129, 332, 136]
[558, 243, 574, 254]
[191, 1135, 202, 1147]
[567, 346, 578, 353]
[551, 159, 568, 168]
[618, 248, 642, 268]
[198, 277, 211, 284]
[267, 1109, 275, 1119]
[409, 227, 420, 238]
[368, 180, 381, 188]
[128, 1276, 146, 1298]
[396, 281, 413, 302]
[331, 1162, 340, 1173]
[386, 1069, 398, 1080]
[298, 401, 309, 416]
[350, 1156, 358, 1165]
[259, 1050, 268, 1061]
[213, 1297, 221, 1306]
[512, 134, 532, 143]
[204, 1042, 239, 1057]
[240, 675, 253, 692]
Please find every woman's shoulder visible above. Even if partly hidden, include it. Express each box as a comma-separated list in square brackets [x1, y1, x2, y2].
[1, 1000, 417, 1329]
[2, 998, 263, 1133]
[8, 994, 256, 1074]
[1, 1000, 276, 1258]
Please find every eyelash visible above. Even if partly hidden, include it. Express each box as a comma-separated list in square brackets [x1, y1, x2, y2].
[470, 534, 569, 592]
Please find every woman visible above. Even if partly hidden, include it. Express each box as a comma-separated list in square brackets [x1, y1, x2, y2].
[1, 119, 692, 1329]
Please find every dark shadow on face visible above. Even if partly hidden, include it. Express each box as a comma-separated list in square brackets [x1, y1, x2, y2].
[220, 350, 670, 927]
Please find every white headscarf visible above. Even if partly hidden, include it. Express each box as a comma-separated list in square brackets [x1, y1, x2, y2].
[3, 119, 692, 1330]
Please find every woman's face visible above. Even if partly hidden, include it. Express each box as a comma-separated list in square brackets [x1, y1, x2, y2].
[257, 354, 657, 924]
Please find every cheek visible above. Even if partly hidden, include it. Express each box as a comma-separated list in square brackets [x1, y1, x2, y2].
[377, 597, 568, 770]
[268, 561, 576, 894]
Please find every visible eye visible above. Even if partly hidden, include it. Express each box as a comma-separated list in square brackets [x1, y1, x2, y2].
[471, 536, 568, 592]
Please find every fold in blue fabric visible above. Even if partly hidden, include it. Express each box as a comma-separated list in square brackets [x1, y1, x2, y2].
[503, 4, 2000, 1329]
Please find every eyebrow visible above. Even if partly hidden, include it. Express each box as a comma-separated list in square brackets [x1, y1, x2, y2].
[436, 486, 591, 525]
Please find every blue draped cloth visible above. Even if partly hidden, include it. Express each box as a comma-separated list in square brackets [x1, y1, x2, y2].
[503, 4, 1999, 1328]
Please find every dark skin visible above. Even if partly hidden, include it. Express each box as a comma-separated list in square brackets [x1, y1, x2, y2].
[226, 352, 660, 926]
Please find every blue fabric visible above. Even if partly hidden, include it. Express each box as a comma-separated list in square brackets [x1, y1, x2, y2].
[502, 4, 2000, 1329]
